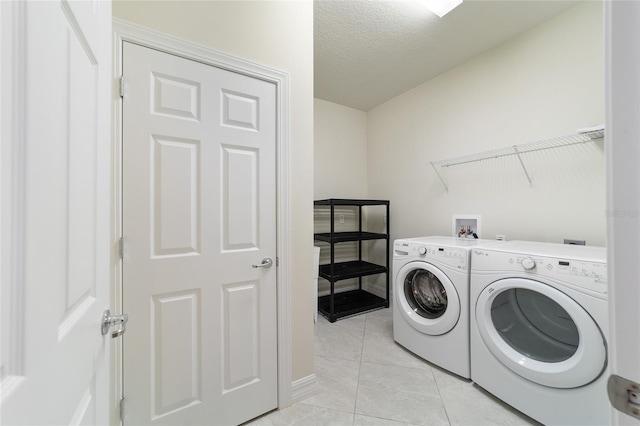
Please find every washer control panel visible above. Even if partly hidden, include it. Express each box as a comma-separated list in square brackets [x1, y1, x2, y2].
[394, 241, 468, 269]
[472, 249, 607, 294]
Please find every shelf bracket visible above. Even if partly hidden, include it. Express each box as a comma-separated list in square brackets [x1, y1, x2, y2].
[430, 162, 449, 192]
[513, 145, 533, 187]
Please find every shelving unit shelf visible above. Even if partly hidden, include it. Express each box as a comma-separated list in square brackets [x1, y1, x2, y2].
[319, 260, 387, 281]
[314, 198, 390, 323]
[314, 231, 387, 243]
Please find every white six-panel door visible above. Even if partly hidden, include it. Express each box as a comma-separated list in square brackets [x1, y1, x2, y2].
[121, 42, 278, 425]
[0, 1, 111, 424]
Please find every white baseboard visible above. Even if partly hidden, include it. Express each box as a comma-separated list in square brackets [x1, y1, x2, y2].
[290, 373, 317, 404]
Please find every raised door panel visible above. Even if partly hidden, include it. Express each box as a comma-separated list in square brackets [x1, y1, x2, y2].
[222, 146, 259, 251]
[152, 73, 201, 121]
[151, 136, 201, 258]
[222, 281, 259, 390]
[152, 291, 202, 418]
[221, 89, 259, 131]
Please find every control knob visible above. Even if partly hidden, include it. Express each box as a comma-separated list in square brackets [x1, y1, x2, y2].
[418, 246, 427, 255]
[521, 257, 536, 270]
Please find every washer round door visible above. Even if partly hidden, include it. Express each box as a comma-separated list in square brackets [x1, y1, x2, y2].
[475, 278, 607, 389]
[395, 261, 460, 335]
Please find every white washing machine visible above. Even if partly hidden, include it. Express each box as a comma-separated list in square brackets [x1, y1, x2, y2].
[393, 236, 499, 378]
[470, 241, 609, 426]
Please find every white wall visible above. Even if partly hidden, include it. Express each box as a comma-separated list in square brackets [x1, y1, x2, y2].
[113, 0, 315, 382]
[367, 1, 605, 246]
[314, 98, 368, 199]
[313, 99, 371, 295]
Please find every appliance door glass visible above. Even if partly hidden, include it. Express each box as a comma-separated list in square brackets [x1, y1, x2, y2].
[491, 288, 579, 362]
[476, 278, 606, 388]
[395, 261, 460, 336]
[405, 269, 448, 319]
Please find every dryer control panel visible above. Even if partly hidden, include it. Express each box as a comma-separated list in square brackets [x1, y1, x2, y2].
[394, 241, 468, 270]
[472, 249, 607, 294]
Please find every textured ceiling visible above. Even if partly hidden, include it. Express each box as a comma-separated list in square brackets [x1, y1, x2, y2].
[314, 0, 581, 111]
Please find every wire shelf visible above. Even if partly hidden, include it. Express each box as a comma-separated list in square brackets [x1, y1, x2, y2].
[429, 125, 604, 191]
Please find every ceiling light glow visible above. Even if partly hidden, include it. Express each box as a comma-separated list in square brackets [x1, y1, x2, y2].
[423, 0, 463, 17]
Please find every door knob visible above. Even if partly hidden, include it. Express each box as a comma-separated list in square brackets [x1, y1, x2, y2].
[102, 309, 129, 338]
[252, 258, 273, 269]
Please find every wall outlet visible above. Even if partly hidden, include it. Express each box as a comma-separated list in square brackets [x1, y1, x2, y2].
[339, 214, 344, 224]
[496, 234, 506, 241]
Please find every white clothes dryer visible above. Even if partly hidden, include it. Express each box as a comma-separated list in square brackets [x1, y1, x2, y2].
[470, 241, 608, 426]
[393, 236, 499, 378]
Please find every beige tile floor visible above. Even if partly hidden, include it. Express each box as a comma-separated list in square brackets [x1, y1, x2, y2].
[250, 308, 540, 426]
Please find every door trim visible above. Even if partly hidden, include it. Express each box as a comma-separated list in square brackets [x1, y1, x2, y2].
[112, 18, 293, 411]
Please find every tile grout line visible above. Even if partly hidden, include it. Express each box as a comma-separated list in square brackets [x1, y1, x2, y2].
[432, 368, 453, 426]
[351, 312, 368, 425]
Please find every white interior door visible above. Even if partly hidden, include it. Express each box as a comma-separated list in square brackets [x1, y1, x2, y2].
[0, 1, 111, 424]
[605, 1, 640, 424]
[121, 42, 278, 425]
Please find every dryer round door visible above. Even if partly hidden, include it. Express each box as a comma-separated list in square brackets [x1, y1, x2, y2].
[395, 261, 461, 335]
[475, 278, 606, 389]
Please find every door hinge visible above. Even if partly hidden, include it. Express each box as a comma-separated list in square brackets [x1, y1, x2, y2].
[276, 257, 279, 267]
[119, 237, 124, 259]
[119, 397, 127, 421]
[119, 76, 125, 98]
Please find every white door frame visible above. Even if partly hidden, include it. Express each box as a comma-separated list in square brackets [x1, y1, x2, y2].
[604, 1, 640, 424]
[112, 19, 293, 413]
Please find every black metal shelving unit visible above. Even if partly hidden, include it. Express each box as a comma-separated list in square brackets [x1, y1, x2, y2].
[313, 199, 390, 322]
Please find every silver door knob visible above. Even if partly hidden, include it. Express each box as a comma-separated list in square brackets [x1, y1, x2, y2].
[102, 309, 129, 338]
[252, 258, 273, 269]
